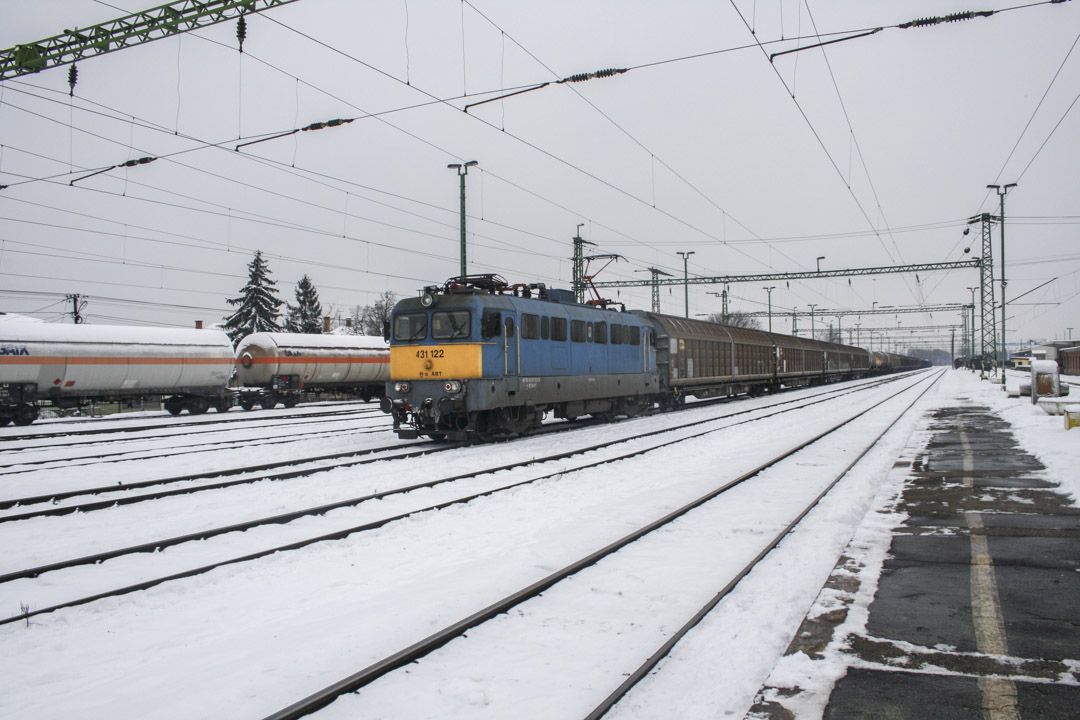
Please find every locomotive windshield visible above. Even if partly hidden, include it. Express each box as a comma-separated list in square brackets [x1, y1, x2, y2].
[431, 311, 470, 340]
[394, 313, 428, 342]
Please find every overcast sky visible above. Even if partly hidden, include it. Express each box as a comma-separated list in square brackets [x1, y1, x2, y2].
[1, 0, 1077, 352]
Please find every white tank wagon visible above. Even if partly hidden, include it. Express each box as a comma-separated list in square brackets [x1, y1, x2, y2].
[233, 332, 390, 409]
[0, 323, 235, 425]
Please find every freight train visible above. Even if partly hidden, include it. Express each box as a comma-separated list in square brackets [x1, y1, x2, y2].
[381, 275, 927, 441]
[0, 321, 389, 426]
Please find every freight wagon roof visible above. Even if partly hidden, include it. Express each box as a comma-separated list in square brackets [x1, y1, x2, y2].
[0, 321, 232, 348]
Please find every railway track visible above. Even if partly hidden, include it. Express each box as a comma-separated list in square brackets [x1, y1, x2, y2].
[0, 371, 929, 631]
[0, 412, 392, 475]
[258, 368, 944, 720]
[0, 405, 383, 452]
[0, 374, 908, 521]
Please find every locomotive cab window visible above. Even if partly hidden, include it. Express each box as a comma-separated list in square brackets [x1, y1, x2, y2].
[594, 321, 607, 344]
[629, 326, 641, 345]
[610, 324, 624, 345]
[571, 319, 586, 343]
[393, 313, 428, 342]
[504, 316, 515, 338]
[431, 311, 470, 340]
[521, 314, 540, 340]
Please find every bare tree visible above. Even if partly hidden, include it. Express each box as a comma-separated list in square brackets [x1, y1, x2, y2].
[359, 291, 398, 335]
[703, 312, 762, 330]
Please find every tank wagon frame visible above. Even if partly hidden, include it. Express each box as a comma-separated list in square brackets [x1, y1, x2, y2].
[0, 324, 234, 425]
[233, 332, 390, 410]
[382, 276, 927, 441]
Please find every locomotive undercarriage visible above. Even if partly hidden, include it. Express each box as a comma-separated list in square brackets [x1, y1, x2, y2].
[385, 374, 659, 441]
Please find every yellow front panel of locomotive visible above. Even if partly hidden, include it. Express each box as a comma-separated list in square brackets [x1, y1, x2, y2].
[391, 343, 484, 380]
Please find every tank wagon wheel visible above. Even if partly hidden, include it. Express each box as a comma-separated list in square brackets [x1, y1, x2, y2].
[259, 397, 277, 410]
[13, 406, 36, 426]
[165, 402, 182, 416]
[0, 417, 11, 427]
[189, 399, 209, 415]
[240, 399, 255, 411]
[214, 399, 232, 413]
[283, 397, 298, 409]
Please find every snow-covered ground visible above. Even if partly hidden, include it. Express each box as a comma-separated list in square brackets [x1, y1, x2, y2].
[0, 369, 1074, 720]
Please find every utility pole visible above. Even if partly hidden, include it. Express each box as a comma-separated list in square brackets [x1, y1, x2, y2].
[763, 286, 775, 332]
[969, 212, 997, 377]
[967, 286, 978, 366]
[447, 160, 477, 278]
[571, 226, 595, 304]
[676, 251, 694, 318]
[638, 267, 672, 313]
[65, 293, 86, 324]
[707, 289, 729, 324]
[988, 182, 1016, 378]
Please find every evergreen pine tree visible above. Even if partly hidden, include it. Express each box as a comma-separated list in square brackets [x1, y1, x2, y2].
[285, 274, 324, 333]
[222, 250, 283, 345]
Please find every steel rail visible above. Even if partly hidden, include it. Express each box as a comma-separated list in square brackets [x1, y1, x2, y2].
[253, 371, 935, 720]
[0, 375, 915, 624]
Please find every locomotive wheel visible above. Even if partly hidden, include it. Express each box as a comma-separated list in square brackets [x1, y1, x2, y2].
[428, 433, 447, 442]
[259, 397, 277, 410]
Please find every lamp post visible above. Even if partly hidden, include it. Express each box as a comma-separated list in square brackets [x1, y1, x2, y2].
[988, 182, 1016, 379]
[808, 303, 817, 340]
[966, 286, 978, 365]
[763, 286, 776, 332]
[1068, 327, 1074, 341]
[676, 251, 695, 318]
[816, 256, 825, 273]
[448, 160, 478, 278]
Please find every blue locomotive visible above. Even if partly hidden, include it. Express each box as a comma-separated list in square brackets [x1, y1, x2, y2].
[381, 275, 926, 441]
[381, 275, 659, 440]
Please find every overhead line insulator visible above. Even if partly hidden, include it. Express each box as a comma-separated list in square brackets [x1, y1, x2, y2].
[559, 67, 628, 84]
[237, 15, 247, 52]
[899, 10, 995, 29]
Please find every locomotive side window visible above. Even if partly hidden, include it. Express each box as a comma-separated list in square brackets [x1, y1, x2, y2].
[540, 316, 550, 340]
[521, 314, 540, 340]
[594, 321, 607, 344]
[610, 324, 623, 345]
[629, 326, 641, 346]
[571, 320, 586, 343]
[481, 311, 501, 339]
[553, 317, 568, 342]
[431, 311, 470, 340]
[394, 313, 428, 341]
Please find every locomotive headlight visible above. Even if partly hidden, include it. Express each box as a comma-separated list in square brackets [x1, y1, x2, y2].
[420, 292, 436, 308]
[395, 381, 410, 392]
[443, 380, 462, 393]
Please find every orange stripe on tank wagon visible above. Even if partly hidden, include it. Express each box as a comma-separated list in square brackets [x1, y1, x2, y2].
[0, 356, 234, 365]
[246, 356, 389, 364]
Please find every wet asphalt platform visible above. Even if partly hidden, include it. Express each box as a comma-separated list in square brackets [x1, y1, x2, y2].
[748, 401, 1080, 719]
